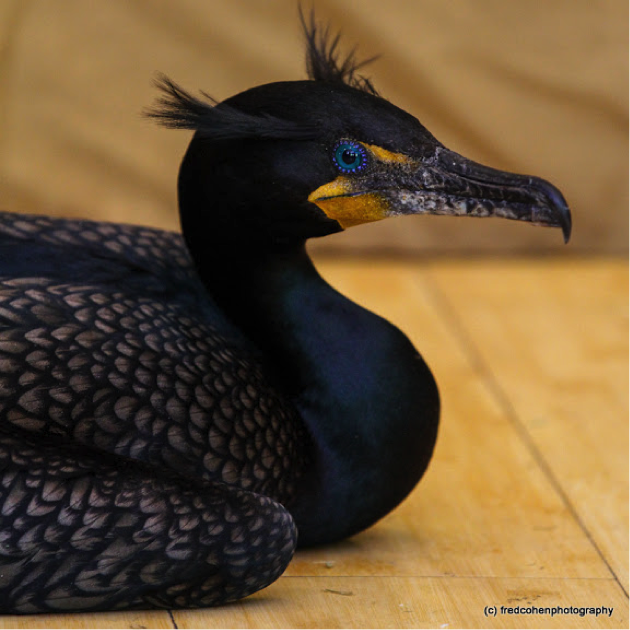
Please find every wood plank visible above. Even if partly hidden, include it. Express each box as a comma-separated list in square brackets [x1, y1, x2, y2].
[0, 610, 174, 629]
[428, 258, 628, 592]
[174, 575, 627, 629]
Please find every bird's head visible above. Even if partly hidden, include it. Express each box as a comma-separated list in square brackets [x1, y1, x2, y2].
[147, 12, 571, 255]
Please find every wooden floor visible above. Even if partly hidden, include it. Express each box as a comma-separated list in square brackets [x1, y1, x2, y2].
[1, 257, 627, 629]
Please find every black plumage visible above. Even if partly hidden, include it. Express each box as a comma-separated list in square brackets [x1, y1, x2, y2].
[0, 12, 571, 613]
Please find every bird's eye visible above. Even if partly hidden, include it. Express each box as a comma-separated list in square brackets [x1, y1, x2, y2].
[333, 141, 367, 173]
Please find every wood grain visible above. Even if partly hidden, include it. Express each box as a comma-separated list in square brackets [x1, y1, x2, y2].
[2, 257, 627, 629]
[0, 611, 173, 629]
[176, 576, 626, 629]
[428, 258, 628, 592]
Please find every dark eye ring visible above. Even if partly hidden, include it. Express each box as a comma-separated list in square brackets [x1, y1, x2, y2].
[333, 141, 366, 173]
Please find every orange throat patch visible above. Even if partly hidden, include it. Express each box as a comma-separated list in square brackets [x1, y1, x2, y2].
[308, 183, 390, 228]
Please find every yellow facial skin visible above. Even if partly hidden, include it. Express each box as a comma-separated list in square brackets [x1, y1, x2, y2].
[308, 142, 414, 228]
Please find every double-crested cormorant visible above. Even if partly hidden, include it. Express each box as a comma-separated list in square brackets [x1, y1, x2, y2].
[0, 12, 570, 613]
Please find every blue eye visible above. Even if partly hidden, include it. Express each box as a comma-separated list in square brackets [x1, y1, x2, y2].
[333, 141, 366, 173]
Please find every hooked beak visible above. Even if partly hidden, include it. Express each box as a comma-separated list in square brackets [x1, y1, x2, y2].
[395, 147, 572, 243]
[309, 144, 572, 243]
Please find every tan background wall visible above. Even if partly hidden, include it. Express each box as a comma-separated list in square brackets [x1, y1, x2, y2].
[0, 0, 627, 255]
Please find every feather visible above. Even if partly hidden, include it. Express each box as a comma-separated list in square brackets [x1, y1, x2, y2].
[300, 6, 379, 96]
[145, 9, 380, 138]
[144, 75, 317, 141]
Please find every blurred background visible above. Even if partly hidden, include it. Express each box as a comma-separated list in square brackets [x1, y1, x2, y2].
[0, 0, 627, 256]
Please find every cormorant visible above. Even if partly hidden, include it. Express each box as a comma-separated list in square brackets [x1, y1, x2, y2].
[0, 12, 571, 613]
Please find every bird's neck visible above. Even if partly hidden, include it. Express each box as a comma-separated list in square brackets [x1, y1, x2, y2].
[194, 241, 439, 545]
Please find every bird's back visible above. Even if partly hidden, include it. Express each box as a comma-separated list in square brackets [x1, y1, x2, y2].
[0, 210, 200, 292]
[0, 210, 309, 505]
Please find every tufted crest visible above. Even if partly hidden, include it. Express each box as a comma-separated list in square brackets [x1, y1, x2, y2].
[145, 8, 379, 140]
[300, 6, 379, 96]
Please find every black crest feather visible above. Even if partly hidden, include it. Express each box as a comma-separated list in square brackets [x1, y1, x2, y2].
[300, 6, 379, 96]
[145, 75, 317, 141]
[146, 10, 379, 137]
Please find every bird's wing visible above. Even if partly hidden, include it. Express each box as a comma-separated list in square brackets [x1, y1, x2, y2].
[0, 427, 296, 613]
[0, 211, 309, 502]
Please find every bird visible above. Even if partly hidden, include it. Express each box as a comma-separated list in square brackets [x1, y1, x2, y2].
[0, 11, 571, 614]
